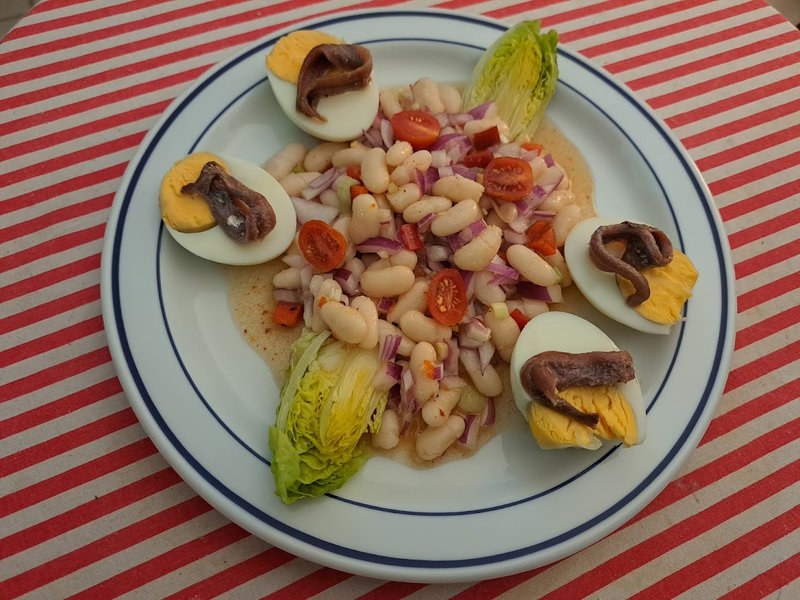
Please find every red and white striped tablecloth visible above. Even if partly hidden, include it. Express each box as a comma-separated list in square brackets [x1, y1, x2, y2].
[2, 0, 799, 597]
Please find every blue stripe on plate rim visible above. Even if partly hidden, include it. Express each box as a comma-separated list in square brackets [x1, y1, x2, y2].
[109, 9, 732, 568]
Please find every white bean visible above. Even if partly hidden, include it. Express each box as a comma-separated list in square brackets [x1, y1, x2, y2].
[349, 193, 382, 245]
[453, 225, 503, 271]
[412, 78, 445, 114]
[390, 248, 418, 270]
[473, 269, 506, 306]
[463, 116, 509, 141]
[430, 198, 481, 237]
[311, 278, 343, 333]
[432, 175, 484, 203]
[398, 310, 452, 343]
[304, 141, 348, 172]
[280, 171, 320, 196]
[506, 244, 561, 286]
[319, 187, 339, 208]
[319, 301, 368, 345]
[402, 150, 433, 173]
[538, 189, 574, 212]
[331, 216, 355, 264]
[372, 409, 400, 449]
[386, 140, 413, 167]
[272, 267, 301, 289]
[350, 295, 379, 350]
[437, 83, 462, 114]
[402, 195, 451, 223]
[459, 349, 503, 397]
[386, 279, 429, 325]
[263, 142, 306, 180]
[332, 146, 367, 167]
[379, 89, 403, 118]
[494, 202, 518, 224]
[360, 147, 390, 194]
[410, 341, 440, 403]
[422, 386, 461, 427]
[415, 415, 465, 461]
[551, 204, 582, 247]
[387, 182, 422, 212]
[483, 310, 521, 362]
[376, 320, 415, 356]
[359, 265, 415, 298]
[389, 164, 413, 186]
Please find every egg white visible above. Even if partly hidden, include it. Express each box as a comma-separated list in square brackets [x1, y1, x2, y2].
[564, 216, 673, 335]
[164, 155, 296, 266]
[268, 72, 379, 142]
[509, 311, 646, 447]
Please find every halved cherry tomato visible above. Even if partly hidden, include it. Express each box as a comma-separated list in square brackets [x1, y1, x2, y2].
[426, 268, 467, 326]
[509, 308, 531, 330]
[521, 142, 543, 155]
[272, 301, 303, 326]
[398, 223, 423, 251]
[350, 184, 369, 199]
[390, 110, 441, 150]
[483, 156, 534, 203]
[463, 149, 493, 169]
[298, 219, 347, 272]
[472, 125, 501, 150]
[525, 220, 557, 256]
[346, 165, 361, 180]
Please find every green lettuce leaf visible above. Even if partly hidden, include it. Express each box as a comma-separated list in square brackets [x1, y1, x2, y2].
[268, 329, 388, 504]
[462, 20, 559, 141]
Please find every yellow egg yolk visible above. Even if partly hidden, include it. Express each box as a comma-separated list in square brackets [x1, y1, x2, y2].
[266, 30, 343, 84]
[159, 152, 228, 233]
[617, 250, 699, 325]
[527, 385, 638, 450]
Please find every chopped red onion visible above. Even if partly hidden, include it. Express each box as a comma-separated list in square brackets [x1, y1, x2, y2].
[423, 167, 439, 194]
[434, 112, 449, 128]
[380, 335, 402, 362]
[372, 361, 403, 391]
[333, 268, 359, 295]
[460, 317, 492, 348]
[376, 296, 393, 314]
[458, 414, 481, 448]
[543, 153, 556, 168]
[479, 397, 496, 426]
[272, 288, 302, 303]
[301, 167, 343, 200]
[495, 142, 521, 157]
[282, 253, 308, 269]
[380, 118, 395, 148]
[448, 112, 474, 128]
[431, 149, 449, 168]
[438, 165, 454, 178]
[467, 101, 495, 119]
[426, 244, 450, 263]
[478, 340, 495, 374]
[291, 196, 339, 224]
[417, 210, 437, 234]
[451, 165, 479, 181]
[516, 281, 553, 302]
[356, 236, 404, 254]
[485, 259, 519, 282]
[503, 228, 528, 245]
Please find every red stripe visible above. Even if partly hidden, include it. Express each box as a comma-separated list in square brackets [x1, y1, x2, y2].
[539, 457, 800, 600]
[264, 567, 352, 600]
[0, 284, 99, 336]
[356, 582, 427, 600]
[161, 547, 296, 600]
[1, 376, 121, 438]
[0, 467, 180, 560]
[717, 551, 800, 600]
[1, 195, 113, 245]
[681, 97, 799, 150]
[0, 436, 155, 517]
[709, 150, 800, 197]
[1, 164, 125, 217]
[0, 67, 204, 138]
[734, 238, 800, 280]
[0, 101, 168, 162]
[696, 122, 800, 173]
[1, 408, 137, 476]
[449, 565, 553, 600]
[3, 132, 145, 188]
[724, 339, 800, 393]
[0, 223, 106, 274]
[0, 314, 105, 369]
[603, 9, 784, 72]
[728, 207, 800, 250]
[68, 522, 250, 599]
[1, 495, 212, 598]
[0, 253, 100, 303]
[0, 0, 241, 67]
[663, 73, 800, 129]
[487, 0, 639, 23]
[701, 378, 800, 446]
[719, 179, 799, 221]
[627, 32, 797, 92]
[0, 346, 111, 404]
[735, 304, 800, 351]
[737, 271, 800, 313]
[630, 504, 800, 599]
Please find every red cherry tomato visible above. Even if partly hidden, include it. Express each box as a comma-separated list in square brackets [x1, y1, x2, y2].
[398, 223, 424, 251]
[298, 219, 347, 272]
[483, 156, 534, 203]
[463, 149, 493, 168]
[426, 268, 468, 326]
[390, 110, 441, 150]
[525, 220, 557, 256]
[472, 125, 501, 150]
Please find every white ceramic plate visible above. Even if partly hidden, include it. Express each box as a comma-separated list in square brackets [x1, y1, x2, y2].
[101, 9, 735, 583]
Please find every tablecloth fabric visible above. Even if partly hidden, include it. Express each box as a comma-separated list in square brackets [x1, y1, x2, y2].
[2, 0, 799, 598]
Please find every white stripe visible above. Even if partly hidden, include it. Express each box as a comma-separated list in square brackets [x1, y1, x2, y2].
[737, 285, 800, 331]
[711, 162, 799, 211]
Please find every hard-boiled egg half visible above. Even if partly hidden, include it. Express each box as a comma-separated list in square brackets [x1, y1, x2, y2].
[509, 311, 646, 450]
[266, 30, 379, 141]
[159, 152, 296, 265]
[564, 216, 698, 335]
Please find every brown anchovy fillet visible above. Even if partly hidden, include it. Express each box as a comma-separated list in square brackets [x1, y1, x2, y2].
[296, 43, 372, 121]
[181, 161, 276, 244]
[589, 221, 673, 306]
[520, 350, 635, 427]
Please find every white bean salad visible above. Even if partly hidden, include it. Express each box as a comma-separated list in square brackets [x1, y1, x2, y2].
[266, 77, 587, 462]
